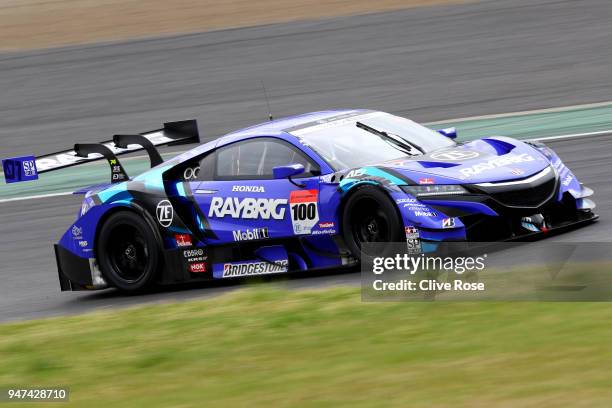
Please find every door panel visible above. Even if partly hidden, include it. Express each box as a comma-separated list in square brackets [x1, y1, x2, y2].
[193, 177, 321, 245]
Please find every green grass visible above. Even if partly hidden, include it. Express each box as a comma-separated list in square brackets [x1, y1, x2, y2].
[1, 287, 612, 407]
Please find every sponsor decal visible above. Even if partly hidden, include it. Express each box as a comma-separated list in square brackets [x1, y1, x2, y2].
[405, 226, 418, 236]
[290, 190, 319, 235]
[311, 229, 337, 235]
[290, 111, 381, 136]
[78, 240, 88, 247]
[233, 228, 270, 242]
[189, 262, 207, 273]
[35, 153, 83, 172]
[220, 260, 289, 278]
[183, 248, 207, 264]
[404, 203, 427, 210]
[396, 198, 418, 204]
[406, 239, 421, 254]
[346, 169, 366, 179]
[71, 225, 83, 240]
[386, 158, 408, 166]
[156, 200, 174, 227]
[232, 185, 265, 193]
[183, 248, 205, 258]
[320, 173, 337, 184]
[318, 222, 335, 229]
[403, 201, 425, 208]
[209, 197, 287, 219]
[562, 174, 573, 187]
[80, 197, 95, 216]
[430, 150, 480, 161]
[22, 160, 37, 177]
[405, 226, 421, 254]
[183, 166, 200, 180]
[442, 218, 455, 228]
[510, 168, 523, 176]
[414, 210, 437, 217]
[34, 131, 177, 172]
[459, 153, 535, 177]
[175, 234, 192, 247]
[418, 178, 434, 185]
[110, 160, 126, 181]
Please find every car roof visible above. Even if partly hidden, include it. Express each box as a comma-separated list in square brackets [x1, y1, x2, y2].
[219, 109, 366, 143]
[174, 109, 368, 163]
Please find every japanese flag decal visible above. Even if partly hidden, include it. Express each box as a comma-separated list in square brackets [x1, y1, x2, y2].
[289, 189, 319, 235]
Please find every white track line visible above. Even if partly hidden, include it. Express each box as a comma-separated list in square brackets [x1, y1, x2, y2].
[530, 129, 612, 141]
[1, 129, 611, 204]
[0, 191, 74, 203]
[426, 101, 612, 125]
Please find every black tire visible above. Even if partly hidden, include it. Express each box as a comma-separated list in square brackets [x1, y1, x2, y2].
[97, 211, 161, 292]
[342, 186, 404, 260]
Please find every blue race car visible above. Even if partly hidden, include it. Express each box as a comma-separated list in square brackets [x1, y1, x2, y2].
[2, 110, 597, 291]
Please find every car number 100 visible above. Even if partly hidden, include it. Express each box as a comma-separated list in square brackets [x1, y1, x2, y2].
[292, 203, 316, 221]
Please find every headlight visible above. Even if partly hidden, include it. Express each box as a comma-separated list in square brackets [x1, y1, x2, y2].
[400, 184, 468, 197]
[525, 140, 547, 149]
[525, 140, 555, 158]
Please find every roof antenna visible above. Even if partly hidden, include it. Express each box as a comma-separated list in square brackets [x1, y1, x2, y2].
[260, 80, 274, 121]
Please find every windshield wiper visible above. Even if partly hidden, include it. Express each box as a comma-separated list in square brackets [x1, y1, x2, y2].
[355, 122, 425, 155]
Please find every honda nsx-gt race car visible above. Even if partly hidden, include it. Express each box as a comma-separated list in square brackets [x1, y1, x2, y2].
[3, 110, 597, 291]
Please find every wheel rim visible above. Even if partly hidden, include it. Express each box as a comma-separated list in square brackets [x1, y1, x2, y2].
[107, 224, 149, 283]
[350, 198, 392, 250]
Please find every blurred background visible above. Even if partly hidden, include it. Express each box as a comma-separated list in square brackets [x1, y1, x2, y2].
[1, 0, 612, 406]
[3, 0, 612, 159]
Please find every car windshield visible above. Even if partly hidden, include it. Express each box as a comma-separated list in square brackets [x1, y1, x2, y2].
[289, 111, 455, 170]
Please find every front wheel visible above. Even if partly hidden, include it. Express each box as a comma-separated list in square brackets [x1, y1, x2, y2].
[342, 186, 404, 260]
[97, 211, 161, 292]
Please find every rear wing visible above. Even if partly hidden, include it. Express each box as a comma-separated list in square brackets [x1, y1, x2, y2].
[2, 120, 199, 184]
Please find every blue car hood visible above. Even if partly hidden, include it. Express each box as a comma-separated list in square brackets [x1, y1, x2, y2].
[380, 137, 551, 184]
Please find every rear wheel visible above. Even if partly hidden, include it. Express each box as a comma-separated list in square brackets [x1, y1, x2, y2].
[342, 186, 404, 260]
[97, 211, 160, 292]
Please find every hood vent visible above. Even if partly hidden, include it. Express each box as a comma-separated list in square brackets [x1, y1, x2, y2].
[416, 161, 461, 169]
[482, 138, 515, 155]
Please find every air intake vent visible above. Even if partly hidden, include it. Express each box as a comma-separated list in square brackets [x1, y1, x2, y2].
[470, 167, 558, 208]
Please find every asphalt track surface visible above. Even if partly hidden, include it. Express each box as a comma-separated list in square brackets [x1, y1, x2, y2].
[1, 0, 612, 321]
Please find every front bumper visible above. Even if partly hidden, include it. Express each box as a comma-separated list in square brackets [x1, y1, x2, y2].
[454, 205, 599, 243]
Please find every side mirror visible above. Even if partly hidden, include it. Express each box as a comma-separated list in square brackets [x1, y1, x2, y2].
[437, 127, 457, 139]
[273, 163, 305, 179]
